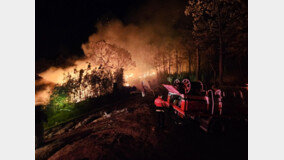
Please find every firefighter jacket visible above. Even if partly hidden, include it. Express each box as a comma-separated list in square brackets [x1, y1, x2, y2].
[154, 96, 166, 112]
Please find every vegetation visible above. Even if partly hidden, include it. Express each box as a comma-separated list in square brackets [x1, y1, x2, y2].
[44, 65, 113, 128]
[44, 95, 109, 129]
[44, 41, 135, 129]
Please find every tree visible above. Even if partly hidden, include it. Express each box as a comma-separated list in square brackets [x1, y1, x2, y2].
[185, 0, 248, 83]
[153, 51, 163, 73]
[113, 68, 124, 89]
[83, 40, 135, 71]
[52, 64, 114, 103]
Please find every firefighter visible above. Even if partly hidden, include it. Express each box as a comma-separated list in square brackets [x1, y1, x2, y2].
[154, 96, 166, 129]
[212, 83, 223, 115]
[141, 81, 146, 97]
[35, 105, 47, 148]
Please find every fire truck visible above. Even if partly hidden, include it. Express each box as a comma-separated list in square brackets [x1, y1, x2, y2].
[154, 79, 225, 133]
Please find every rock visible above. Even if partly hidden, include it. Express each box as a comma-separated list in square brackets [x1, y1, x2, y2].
[74, 122, 82, 129]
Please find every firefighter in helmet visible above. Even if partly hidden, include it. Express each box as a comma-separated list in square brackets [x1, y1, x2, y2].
[212, 83, 223, 115]
[154, 96, 166, 129]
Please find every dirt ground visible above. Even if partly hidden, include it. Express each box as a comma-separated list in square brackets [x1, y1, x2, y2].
[36, 94, 247, 160]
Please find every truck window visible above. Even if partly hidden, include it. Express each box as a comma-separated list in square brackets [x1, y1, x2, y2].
[170, 94, 182, 107]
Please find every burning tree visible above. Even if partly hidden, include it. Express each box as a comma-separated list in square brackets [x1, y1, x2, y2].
[64, 65, 114, 103]
[45, 64, 115, 128]
[48, 64, 114, 105]
[83, 40, 135, 71]
[83, 40, 135, 88]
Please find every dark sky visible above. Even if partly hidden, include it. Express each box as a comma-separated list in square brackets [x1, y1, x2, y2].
[36, 0, 147, 61]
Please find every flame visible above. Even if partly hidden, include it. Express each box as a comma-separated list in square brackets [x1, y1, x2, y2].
[124, 69, 156, 86]
[125, 73, 134, 79]
[37, 63, 158, 104]
[36, 56, 158, 104]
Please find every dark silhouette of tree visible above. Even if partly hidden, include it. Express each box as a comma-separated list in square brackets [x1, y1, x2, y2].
[185, 0, 248, 83]
[114, 68, 124, 89]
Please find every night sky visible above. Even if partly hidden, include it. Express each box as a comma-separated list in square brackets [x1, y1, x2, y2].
[36, 0, 148, 61]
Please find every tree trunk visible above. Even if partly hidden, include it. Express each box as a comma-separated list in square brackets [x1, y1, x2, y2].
[216, 0, 223, 84]
[168, 58, 171, 74]
[210, 63, 216, 84]
[162, 55, 166, 73]
[196, 46, 200, 80]
[188, 51, 191, 73]
[175, 50, 179, 74]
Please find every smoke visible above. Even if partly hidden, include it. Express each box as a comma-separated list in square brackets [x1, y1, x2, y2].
[36, 59, 90, 105]
[36, 0, 186, 104]
[81, 0, 185, 80]
[82, 21, 154, 74]
[35, 75, 55, 105]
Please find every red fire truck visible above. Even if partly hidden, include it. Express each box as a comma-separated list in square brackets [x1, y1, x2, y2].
[154, 79, 224, 133]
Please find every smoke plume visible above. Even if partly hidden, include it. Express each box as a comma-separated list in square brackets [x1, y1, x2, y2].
[36, 0, 185, 105]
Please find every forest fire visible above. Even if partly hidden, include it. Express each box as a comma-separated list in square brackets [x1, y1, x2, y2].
[36, 46, 157, 105]
[35, 0, 248, 104]
[33, 0, 250, 159]
[36, 67, 156, 105]
[35, 19, 183, 105]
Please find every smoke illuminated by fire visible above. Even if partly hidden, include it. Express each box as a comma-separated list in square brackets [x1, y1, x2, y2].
[35, 78, 55, 105]
[36, 1, 183, 105]
[38, 59, 92, 85]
